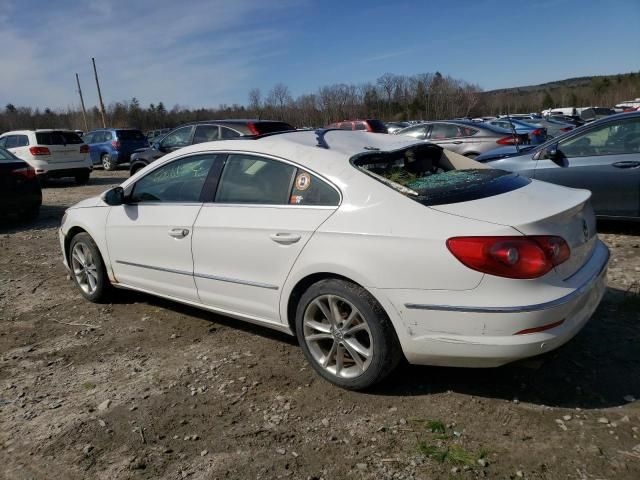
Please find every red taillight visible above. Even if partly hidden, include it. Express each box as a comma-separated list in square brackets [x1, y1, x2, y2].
[12, 166, 36, 179]
[29, 146, 50, 156]
[514, 319, 565, 335]
[560, 127, 572, 132]
[446, 236, 570, 279]
[111, 140, 121, 149]
[531, 129, 542, 136]
[246, 122, 260, 135]
[496, 136, 518, 145]
[80, 144, 90, 153]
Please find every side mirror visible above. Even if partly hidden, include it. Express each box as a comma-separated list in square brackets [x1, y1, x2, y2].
[545, 143, 560, 160]
[102, 186, 125, 206]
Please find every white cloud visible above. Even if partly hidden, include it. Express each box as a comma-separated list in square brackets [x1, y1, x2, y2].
[0, 0, 306, 109]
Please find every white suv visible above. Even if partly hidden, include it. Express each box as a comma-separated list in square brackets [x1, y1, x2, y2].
[0, 129, 92, 184]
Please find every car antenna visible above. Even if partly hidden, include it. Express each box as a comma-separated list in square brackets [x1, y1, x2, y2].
[506, 108, 520, 153]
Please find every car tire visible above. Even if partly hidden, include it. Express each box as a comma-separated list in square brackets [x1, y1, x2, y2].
[130, 163, 145, 176]
[102, 154, 115, 171]
[75, 171, 90, 185]
[295, 278, 402, 390]
[68, 232, 111, 303]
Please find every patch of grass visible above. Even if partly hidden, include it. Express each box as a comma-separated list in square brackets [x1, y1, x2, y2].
[82, 382, 96, 390]
[426, 420, 446, 434]
[407, 417, 447, 433]
[417, 442, 485, 466]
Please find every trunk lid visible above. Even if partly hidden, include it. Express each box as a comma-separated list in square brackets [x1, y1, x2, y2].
[430, 179, 597, 279]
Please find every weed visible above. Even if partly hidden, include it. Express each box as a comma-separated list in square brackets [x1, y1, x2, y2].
[82, 382, 96, 390]
[426, 420, 446, 434]
[417, 442, 485, 466]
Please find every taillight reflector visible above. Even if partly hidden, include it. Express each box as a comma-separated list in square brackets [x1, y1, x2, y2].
[560, 127, 572, 132]
[111, 140, 121, 149]
[246, 122, 260, 135]
[514, 319, 565, 335]
[12, 166, 36, 179]
[496, 136, 517, 145]
[446, 236, 570, 279]
[29, 146, 50, 156]
[80, 144, 90, 153]
[531, 129, 542, 135]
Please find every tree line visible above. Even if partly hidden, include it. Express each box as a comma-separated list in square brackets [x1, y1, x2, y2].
[2, 71, 639, 133]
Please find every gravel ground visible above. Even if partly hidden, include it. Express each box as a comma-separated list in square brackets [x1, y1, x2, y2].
[1, 169, 639, 480]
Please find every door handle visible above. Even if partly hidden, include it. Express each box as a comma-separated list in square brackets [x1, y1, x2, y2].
[452, 140, 463, 144]
[269, 233, 301, 245]
[168, 228, 189, 238]
[612, 161, 640, 169]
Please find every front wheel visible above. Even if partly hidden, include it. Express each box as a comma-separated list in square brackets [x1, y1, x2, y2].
[295, 279, 402, 390]
[102, 154, 115, 171]
[69, 232, 111, 302]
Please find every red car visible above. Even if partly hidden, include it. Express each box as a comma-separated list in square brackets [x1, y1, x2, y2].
[327, 119, 388, 133]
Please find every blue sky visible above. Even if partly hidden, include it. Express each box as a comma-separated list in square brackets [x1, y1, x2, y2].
[1, 0, 638, 110]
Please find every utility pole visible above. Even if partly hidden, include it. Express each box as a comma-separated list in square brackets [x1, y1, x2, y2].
[75, 73, 89, 132]
[92, 57, 107, 128]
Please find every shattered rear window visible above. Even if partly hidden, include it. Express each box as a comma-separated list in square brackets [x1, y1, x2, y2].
[352, 144, 530, 206]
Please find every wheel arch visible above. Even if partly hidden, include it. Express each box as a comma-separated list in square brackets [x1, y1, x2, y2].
[284, 271, 404, 340]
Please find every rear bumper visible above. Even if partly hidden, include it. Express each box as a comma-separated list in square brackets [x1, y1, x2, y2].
[385, 240, 609, 367]
[38, 167, 91, 179]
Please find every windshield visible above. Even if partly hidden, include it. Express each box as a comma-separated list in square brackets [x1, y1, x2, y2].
[35, 131, 83, 145]
[116, 129, 145, 140]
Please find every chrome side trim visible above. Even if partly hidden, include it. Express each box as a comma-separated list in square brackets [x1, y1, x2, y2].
[116, 260, 191, 276]
[194, 271, 279, 290]
[405, 246, 609, 314]
[114, 260, 279, 290]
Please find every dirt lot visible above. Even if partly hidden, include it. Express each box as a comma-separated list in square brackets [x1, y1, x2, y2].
[1, 169, 639, 480]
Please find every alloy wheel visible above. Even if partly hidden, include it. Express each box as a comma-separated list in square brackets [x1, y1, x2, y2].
[71, 242, 99, 295]
[302, 294, 373, 379]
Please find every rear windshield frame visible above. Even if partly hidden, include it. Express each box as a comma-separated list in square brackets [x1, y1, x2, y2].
[35, 131, 83, 145]
[350, 144, 531, 207]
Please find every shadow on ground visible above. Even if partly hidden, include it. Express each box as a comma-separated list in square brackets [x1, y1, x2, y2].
[105, 283, 639, 410]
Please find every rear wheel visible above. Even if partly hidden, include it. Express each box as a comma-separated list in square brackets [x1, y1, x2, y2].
[295, 279, 402, 390]
[69, 232, 111, 302]
[102, 154, 115, 171]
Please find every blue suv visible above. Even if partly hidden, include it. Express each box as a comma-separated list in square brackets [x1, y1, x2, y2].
[82, 129, 148, 170]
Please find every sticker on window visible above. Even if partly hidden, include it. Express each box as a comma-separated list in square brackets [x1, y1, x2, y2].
[290, 195, 304, 204]
[295, 172, 311, 191]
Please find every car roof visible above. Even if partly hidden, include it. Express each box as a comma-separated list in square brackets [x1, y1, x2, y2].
[0, 129, 78, 134]
[126, 130, 423, 185]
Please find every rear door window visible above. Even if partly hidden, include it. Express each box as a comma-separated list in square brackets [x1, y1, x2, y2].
[429, 123, 459, 139]
[289, 169, 340, 206]
[220, 127, 240, 139]
[398, 125, 428, 139]
[193, 125, 220, 143]
[215, 154, 296, 204]
[354, 122, 366, 131]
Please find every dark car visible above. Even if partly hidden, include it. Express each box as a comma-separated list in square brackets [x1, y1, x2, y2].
[395, 120, 522, 158]
[83, 128, 149, 171]
[326, 119, 388, 133]
[0, 147, 42, 221]
[476, 112, 640, 220]
[129, 119, 294, 176]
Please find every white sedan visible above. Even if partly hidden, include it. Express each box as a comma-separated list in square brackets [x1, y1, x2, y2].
[59, 130, 609, 390]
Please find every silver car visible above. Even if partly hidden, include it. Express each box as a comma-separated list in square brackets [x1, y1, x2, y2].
[394, 121, 519, 159]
